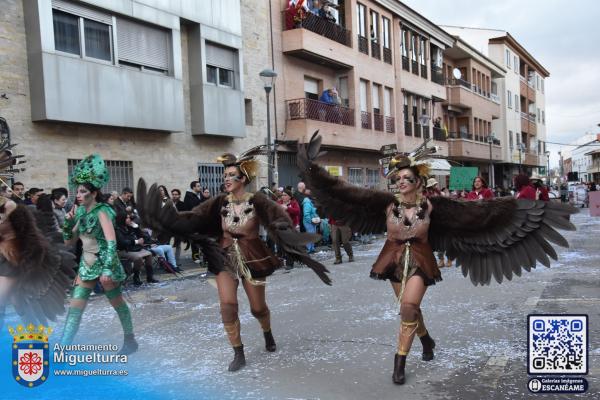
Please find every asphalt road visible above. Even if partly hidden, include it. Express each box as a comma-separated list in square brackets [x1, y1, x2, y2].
[50, 209, 600, 399]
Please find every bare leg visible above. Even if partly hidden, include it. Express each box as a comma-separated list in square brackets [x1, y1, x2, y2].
[242, 278, 276, 352]
[216, 272, 245, 371]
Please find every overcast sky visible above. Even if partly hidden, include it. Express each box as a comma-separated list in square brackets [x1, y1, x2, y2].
[402, 0, 600, 167]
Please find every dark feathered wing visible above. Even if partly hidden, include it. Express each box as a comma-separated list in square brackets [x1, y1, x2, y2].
[298, 131, 395, 234]
[6, 205, 75, 325]
[252, 192, 332, 286]
[428, 196, 578, 286]
[136, 178, 226, 270]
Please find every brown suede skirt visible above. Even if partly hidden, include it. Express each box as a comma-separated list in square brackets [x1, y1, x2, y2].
[211, 237, 281, 279]
[369, 239, 442, 286]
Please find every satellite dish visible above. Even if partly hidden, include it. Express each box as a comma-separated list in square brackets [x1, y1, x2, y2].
[452, 68, 462, 80]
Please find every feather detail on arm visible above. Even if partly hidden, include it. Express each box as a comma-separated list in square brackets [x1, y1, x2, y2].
[429, 196, 578, 286]
[298, 131, 395, 234]
[7, 205, 75, 324]
[252, 192, 332, 286]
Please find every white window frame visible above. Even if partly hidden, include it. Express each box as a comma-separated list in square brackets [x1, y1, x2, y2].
[507, 90, 512, 108]
[506, 49, 511, 69]
[515, 94, 519, 112]
[357, 3, 367, 37]
[382, 17, 390, 49]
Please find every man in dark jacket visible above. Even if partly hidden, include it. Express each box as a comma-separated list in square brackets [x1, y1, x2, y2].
[182, 181, 203, 263]
[115, 212, 158, 285]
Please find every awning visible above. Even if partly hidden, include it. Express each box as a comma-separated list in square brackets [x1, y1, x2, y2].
[427, 158, 452, 176]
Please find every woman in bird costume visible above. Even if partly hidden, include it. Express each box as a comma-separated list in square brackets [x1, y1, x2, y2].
[60, 154, 138, 354]
[0, 142, 75, 331]
[136, 146, 331, 372]
[297, 131, 577, 385]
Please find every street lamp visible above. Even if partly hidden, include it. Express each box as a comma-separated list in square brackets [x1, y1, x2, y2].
[259, 68, 278, 187]
[486, 133, 495, 188]
[545, 150, 550, 179]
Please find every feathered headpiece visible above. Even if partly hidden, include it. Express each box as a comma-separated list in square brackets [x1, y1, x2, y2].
[386, 139, 439, 179]
[69, 154, 110, 189]
[216, 145, 269, 183]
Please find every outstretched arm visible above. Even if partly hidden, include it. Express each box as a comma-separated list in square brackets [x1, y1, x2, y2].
[298, 131, 395, 234]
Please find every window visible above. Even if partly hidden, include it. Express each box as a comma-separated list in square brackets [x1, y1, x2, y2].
[514, 55, 518, 73]
[370, 10, 379, 43]
[506, 49, 511, 68]
[357, 3, 367, 37]
[68, 159, 132, 195]
[419, 37, 426, 64]
[198, 164, 225, 196]
[53, 10, 80, 55]
[338, 76, 349, 106]
[244, 99, 253, 126]
[541, 79, 545, 94]
[509, 130, 514, 150]
[52, 6, 112, 62]
[384, 87, 392, 116]
[537, 76, 540, 90]
[382, 17, 390, 49]
[304, 77, 319, 100]
[359, 79, 368, 112]
[537, 108, 541, 122]
[507, 90, 512, 108]
[403, 94, 409, 121]
[515, 94, 519, 112]
[348, 167, 365, 186]
[401, 29, 408, 57]
[372, 83, 381, 114]
[542, 110, 545, 124]
[117, 17, 169, 72]
[205, 42, 237, 88]
[411, 33, 418, 61]
[366, 169, 379, 188]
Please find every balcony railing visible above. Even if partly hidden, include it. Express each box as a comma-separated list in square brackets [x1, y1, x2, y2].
[411, 59, 419, 75]
[431, 65, 444, 85]
[448, 131, 474, 140]
[286, 98, 355, 126]
[371, 42, 381, 60]
[383, 47, 392, 64]
[385, 116, 395, 133]
[404, 120, 412, 136]
[358, 35, 368, 54]
[520, 111, 536, 122]
[432, 126, 446, 141]
[402, 55, 409, 71]
[446, 78, 472, 90]
[361, 111, 372, 129]
[283, 10, 351, 47]
[373, 113, 384, 131]
[490, 93, 501, 104]
[420, 64, 427, 79]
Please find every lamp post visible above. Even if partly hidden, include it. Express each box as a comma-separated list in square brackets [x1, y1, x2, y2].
[545, 150, 550, 180]
[259, 68, 278, 187]
[518, 142, 526, 174]
[486, 133, 495, 188]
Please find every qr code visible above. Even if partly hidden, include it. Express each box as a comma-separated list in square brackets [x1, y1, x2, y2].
[528, 315, 587, 375]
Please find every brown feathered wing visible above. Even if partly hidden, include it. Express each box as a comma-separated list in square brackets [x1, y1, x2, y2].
[297, 131, 395, 234]
[252, 192, 332, 286]
[5, 205, 75, 324]
[428, 196, 578, 285]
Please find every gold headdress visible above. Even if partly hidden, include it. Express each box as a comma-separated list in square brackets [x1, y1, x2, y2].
[386, 139, 439, 179]
[217, 145, 270, 183]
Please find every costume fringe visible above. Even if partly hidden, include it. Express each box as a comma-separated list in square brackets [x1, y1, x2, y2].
[230, 239, 265, 286]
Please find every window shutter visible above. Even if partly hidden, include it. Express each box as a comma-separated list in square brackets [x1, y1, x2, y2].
[205, 42, 236, 70]
[304, 78, 319, 95]
[117, 17, 169, 70]
[52, 0, 112, 25]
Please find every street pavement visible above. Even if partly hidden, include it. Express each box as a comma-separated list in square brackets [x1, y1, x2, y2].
[51, 210, 600, 399]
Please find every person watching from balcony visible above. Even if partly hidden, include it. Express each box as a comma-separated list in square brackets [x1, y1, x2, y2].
[309, 0, 320, 15]
[466, 176, 494, 200]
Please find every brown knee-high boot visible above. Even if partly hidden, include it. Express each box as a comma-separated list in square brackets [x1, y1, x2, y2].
[417, 309, 435, 361]
[252, 308, 276, 352]
[393, 319, 418, 384]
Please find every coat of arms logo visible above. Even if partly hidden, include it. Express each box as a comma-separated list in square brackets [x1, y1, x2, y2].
[9, 324, 52, 388]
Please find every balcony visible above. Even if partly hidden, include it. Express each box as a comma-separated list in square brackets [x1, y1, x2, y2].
[361, 111, 372, 129]
[402, 55, 410, 71]
[283, 10, 351, 46]
[372, 42, 381, 60]
[286, 98, 355, 126]
[433, 126, 446, 141]
[358, 36, 368, 55]
[523, 152, 539, 166]
[373, 113, 384, 131]
[385, 116, 395, 133]
[404, 120, 412, 136]
[420, 64, 427, 79]
[445, 81, 501, 119]
[431, 65, 444, 85]
[447, 133, 503, 161]
[383, 47, 392, 64]
[520, 112, 537, 135]
[519, 75, 536, 102]
[282, 11, 353, 69]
